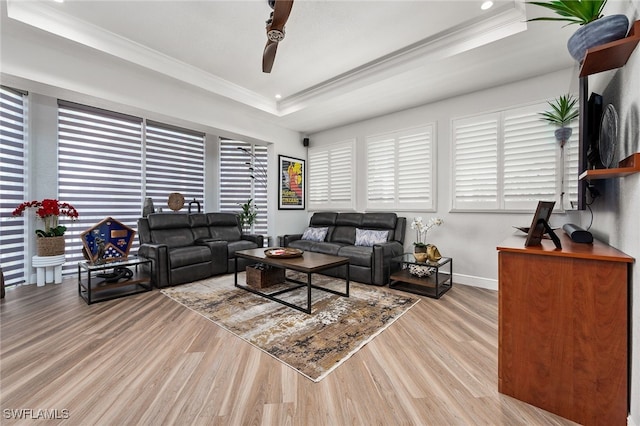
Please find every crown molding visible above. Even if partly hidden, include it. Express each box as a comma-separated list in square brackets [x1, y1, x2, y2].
[6, 0, 279, 115]
[6, 1, 527, 120]
[277, 3, 527, 116]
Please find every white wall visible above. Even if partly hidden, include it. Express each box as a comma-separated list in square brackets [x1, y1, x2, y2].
[588, 5, 640, 425]
[1, 10, 310, 276]
[310, 68, 583, 289]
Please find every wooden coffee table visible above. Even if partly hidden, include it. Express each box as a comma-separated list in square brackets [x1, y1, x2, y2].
[234, 248, 350, 314]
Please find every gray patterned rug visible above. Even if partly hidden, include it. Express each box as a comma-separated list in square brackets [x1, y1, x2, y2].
[161, 272, 419, 382]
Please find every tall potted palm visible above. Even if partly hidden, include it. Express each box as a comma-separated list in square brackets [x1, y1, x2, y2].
[539, 93, 579, 147]
[527, 0, 629, 62]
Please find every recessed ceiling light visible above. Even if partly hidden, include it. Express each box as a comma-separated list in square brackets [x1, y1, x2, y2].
[275, 94, 282, 100]
[481, 1, 493, 10]
[53, 0, 64, 3]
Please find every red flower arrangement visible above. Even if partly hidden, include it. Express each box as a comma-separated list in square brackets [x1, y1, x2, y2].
[12, 199, 79, 237]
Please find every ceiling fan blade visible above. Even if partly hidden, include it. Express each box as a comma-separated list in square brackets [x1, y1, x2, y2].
[270, 0, 294, 30]
[262, 40, 278, 73]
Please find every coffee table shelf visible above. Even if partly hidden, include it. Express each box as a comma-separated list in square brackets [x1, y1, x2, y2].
[77, 257, 152, 304]
[390, 254, 452, 299]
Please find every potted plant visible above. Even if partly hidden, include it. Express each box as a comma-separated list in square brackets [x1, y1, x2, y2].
[12, 199, 79, 256]
[410, 217, 443, 262]
[238, 198, 258, 232]
[539, 93, 579, 147]
[527, 0, 629, 62]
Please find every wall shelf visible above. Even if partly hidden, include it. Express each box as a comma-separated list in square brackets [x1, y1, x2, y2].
[579, 20, 640, 77]
[579, 152, 640, 180]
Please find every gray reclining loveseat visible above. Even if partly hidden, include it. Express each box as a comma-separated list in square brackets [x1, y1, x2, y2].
[281, 212, 406, 286]
[137, 212, 263, 288]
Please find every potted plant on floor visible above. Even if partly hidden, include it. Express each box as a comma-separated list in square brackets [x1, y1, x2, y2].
[527, 0, 629, 62]
[238, 198, 258, 233]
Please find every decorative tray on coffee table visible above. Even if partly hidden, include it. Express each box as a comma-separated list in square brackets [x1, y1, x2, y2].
[264, 248, 303, 258]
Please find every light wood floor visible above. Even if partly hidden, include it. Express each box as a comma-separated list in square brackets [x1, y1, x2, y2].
[0, 275, 576, 425]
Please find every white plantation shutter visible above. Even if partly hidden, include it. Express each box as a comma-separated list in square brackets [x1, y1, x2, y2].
[453, 114, 499, 210]
[145, 121, 205, 206]
[503, 105, 557, 210]
[367, 125, 434, 210]
[0, 86, 27, 285]
[308, 149, 329, 205]
[564, 127, 579, 210]
[58, 100, 143, 275]
[308, 140, 355, 210]
[452, 101, 578, 211]
[219, 140, 268, 236]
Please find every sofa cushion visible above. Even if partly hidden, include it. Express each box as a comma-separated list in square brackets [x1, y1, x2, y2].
[355, 228, 389, 246]
[148, 213, 191, 229]
[331, 226, 356, 245]
[169, 246, 213, 268]
[150, 228, 196, 248]
[362, 213, 398, 240]
[288, 240, 343, 255]
[335, 213, 363, 227]
[227, 239, 258, 257]
[338, 245, 373, 267]
[309, 212, 338, 226]
[302, 227, 328, 242]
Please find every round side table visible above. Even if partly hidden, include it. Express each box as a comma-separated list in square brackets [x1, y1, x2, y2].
[32, 255, 66, 287]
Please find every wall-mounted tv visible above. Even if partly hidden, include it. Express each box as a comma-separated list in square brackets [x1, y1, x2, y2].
[577, 78, 604, 210]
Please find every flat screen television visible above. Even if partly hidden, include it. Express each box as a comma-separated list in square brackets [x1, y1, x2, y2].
[577, 78, 604, 210]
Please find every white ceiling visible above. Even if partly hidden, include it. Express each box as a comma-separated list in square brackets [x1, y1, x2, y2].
[4, 0, 577, 134]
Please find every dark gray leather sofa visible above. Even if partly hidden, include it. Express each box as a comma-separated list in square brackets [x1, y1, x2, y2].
[137, 212, 263, 288]
[281, 212, 406, 286]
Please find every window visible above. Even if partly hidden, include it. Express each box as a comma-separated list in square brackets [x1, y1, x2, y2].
[219, 140, 268, 236]
[0, 86, 28, 286]
[58, 100, 144, 274]
[145, 121, 205, 206]
[308, 140, 355, 211]
[452, 102, 578, 211]
[366, 125, 435, 211]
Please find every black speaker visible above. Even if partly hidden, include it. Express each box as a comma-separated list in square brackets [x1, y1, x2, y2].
[562, 223, 593, 244]
[303, 137, 309, 147]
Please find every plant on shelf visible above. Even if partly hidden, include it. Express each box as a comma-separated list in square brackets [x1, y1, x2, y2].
[12, 199, 79, 237]
[410, 216, 443, 251]
[527, 0, 607, 26]
[526, 0, 629, 62]
[539, 93, 579, 147]
[238, 198, 258, 232]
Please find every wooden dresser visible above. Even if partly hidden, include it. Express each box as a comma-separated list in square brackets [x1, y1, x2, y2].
[497, 232, 633, 425]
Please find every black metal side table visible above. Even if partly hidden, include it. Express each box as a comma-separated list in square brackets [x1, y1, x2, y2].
[78, 257, 152, 304]
[390, 253, 452, 299]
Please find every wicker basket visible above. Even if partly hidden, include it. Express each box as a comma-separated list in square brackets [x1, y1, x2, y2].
[37, 236, 65, 257]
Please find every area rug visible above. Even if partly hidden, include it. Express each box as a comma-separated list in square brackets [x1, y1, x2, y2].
[161, 272, 418, 382]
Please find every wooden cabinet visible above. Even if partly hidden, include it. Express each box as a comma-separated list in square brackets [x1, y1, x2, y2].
[497, 232, 633, 425]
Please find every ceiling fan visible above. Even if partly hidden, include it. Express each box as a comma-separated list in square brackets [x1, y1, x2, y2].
[262, 0, 294, 73]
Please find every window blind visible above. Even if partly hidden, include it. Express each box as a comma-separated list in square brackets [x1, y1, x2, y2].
[503, 105, 557, 210]
[219, 140, 268, 236]
[452, 114, 499, 210]
[0, 86, 27, 285]
[308, 140, 355, 211]
[366, 125, 434, 210]
[452, 102, 578, 211]
[145, 121, 205, 208]
[58, 100, 143, 275]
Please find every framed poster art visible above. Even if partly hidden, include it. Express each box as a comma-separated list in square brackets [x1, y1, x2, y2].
[278, 155, 305, 210]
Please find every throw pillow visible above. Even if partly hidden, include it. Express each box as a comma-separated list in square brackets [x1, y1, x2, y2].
[301, 227, 328, 242]
[355, 228, 389, 247]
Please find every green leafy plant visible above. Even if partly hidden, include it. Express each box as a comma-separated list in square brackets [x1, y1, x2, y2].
[238, 198, 258, 231]
[539, 94, 579, 127]
[527, 0, 607, 26]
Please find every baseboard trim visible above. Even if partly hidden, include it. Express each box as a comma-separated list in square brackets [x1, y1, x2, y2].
[629, 413, 638, 426]
[453, 273, 498, 291]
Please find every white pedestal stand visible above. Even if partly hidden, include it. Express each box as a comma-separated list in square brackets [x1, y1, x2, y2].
[32, 255, 66, 286]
